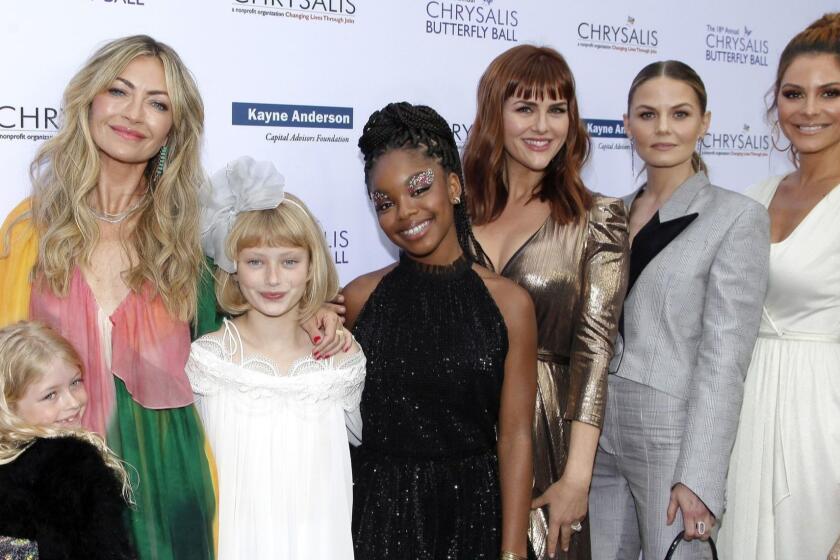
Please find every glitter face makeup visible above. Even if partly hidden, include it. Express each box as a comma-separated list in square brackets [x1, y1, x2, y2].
[371, 190, 391, 213]
[408, 168, 435, 195]
[370, 167, 436, 213]
[368, 149, 463, 264]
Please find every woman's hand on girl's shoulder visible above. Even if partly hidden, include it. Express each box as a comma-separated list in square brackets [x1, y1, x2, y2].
[301, 305, 349, 359]
[330, 337, 362, 364]
[302, 264, 394, 357]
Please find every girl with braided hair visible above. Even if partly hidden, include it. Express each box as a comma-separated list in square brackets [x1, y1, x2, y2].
[342, 102, 537, 560]
[719, 12, 840, 559]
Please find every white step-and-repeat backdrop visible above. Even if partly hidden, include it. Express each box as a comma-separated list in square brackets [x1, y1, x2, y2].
[1, 1, 833, 283]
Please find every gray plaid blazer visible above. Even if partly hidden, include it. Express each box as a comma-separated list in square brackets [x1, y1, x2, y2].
[609, 171, 770, 516]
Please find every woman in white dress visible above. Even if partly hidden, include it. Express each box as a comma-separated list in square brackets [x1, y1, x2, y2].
[186, 157, 365, 559]
[720, 13, 840, 560]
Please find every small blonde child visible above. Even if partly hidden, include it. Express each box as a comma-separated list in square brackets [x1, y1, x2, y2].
[187, 157, 365, 560]
[0, 321, 132, 559]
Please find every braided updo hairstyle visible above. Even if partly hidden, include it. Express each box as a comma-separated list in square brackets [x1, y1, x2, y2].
[358, 102, 487, 266]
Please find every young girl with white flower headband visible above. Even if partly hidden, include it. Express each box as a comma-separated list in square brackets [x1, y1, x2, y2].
[186, 156, 365, 559]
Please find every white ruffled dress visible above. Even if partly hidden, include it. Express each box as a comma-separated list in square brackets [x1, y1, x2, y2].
[186, 319, 366, 560]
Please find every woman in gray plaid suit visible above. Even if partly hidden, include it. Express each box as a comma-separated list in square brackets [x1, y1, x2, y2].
[588, 60, 770, 560]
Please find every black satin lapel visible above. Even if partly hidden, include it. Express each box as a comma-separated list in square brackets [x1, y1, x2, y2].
[628, 211, 699, 294]
[618, 211, 699, 337]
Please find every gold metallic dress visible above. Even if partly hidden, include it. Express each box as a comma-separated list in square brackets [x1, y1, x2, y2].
[489, 196, 628, 560]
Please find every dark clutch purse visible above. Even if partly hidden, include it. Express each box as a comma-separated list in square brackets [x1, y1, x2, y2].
[664, 530, 718, 560]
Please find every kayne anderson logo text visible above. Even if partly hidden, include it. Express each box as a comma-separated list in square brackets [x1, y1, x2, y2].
[577, 16, 658, 54]
[705, 24, 769, 66]
[234, 102, 352, 128]
[585, 118, 631, 152]
[0, 105, 59, 143]
[425, 1, 518, 42]
[232, 102, 352, 145]
[586, 119, 626, 139]
[232, 0, 356, 24]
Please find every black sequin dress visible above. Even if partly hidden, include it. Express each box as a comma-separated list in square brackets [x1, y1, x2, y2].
[352, 254, 509, 560]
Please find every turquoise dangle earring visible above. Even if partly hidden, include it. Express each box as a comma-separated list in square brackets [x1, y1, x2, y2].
[154, 144, 170, 183]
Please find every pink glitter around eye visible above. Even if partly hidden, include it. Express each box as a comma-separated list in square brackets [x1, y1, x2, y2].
[371, 191, 389, 206]
[408, 168, 435, 195]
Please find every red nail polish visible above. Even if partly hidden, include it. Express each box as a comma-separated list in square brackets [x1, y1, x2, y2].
[314, 352, 321, 359]
[314, 336, 322, 343]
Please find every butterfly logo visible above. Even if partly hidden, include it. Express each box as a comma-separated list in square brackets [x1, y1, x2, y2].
[744, 26, 753, 36]
[627, 16, 635, 25]
[743, 124, 751, 132]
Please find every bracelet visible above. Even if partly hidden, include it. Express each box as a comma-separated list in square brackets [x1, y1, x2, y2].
[500, 552, 527, 560]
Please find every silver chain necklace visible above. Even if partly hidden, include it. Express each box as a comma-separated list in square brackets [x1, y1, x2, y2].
[89, 192, 149, 224]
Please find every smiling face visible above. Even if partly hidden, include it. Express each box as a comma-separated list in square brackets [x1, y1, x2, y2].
[625, 76, 710, 172]
[369, 148, 462, 264]
[777, 53, 840, 157]
[12, 359, 87, 429]
[502, 94, 569, 176]
[234, 245, 310, 320]
[89, 55, 173, 167]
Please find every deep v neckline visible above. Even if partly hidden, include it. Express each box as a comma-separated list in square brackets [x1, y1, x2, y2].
[76, 267, 133, 318]
[483, 215, 551, 275]
[768, 178, 840, 246]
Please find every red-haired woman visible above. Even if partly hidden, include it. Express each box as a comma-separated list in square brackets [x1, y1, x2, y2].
[720, 13, 840, 560]
[463, 45, 629, 560]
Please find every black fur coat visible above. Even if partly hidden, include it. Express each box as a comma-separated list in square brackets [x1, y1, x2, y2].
[0, 436, 134, 559]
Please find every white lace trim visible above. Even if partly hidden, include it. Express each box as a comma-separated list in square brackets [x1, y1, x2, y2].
[186, 319, 366, 410]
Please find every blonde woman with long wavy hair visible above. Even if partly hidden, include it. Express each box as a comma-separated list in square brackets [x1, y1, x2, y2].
[0, 35, 216, 559]
[0, 321, 133, 558]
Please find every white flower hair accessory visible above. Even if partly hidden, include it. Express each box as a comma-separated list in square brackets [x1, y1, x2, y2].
[200, 156, 286, 273]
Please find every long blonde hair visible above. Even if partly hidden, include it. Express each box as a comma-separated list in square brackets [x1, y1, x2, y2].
[31, 35, 205, 321]
[0, 321, 131, 499]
